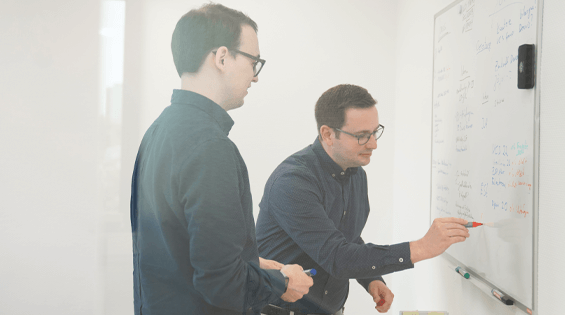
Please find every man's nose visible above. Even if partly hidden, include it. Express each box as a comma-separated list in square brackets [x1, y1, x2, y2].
[365, 134, 378, 149]
[252, 75, 259, 83]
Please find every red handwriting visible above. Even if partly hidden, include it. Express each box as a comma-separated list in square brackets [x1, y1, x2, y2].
[511, 157, 528, 165]
[509, 167, 525, 178]
[509, 203, 529, 218]
[508, 180, 532, 190]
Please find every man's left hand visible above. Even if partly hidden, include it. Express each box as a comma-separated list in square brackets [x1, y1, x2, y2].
[259, 257, 284, 270]
[368, 280, 394, 313]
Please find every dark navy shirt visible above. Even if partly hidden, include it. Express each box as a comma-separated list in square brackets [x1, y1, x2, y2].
[256, 138, 414, 314]
[131, 89, 286, 315]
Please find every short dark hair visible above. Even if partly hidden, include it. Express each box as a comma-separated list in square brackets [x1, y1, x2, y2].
[315, 84, 377, 138]
[171, 3, 258, 77]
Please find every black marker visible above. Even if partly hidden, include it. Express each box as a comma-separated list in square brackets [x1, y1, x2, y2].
[492, 289, 514, 305]
[303, 269, 317, 277]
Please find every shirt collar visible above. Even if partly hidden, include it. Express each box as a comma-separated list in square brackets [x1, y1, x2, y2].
[312, 137, 358, 181]
[170, 89, 234, 135]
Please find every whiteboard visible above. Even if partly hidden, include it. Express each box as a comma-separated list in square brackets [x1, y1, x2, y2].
[430, 0, 539, 310]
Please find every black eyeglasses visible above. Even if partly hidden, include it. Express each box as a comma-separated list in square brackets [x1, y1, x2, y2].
[212, 49, 266, 77]
[334, 124, 385, 145]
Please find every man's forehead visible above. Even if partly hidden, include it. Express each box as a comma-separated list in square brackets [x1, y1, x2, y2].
[239, 25, 259, 55]
[343, 107, 380, 132]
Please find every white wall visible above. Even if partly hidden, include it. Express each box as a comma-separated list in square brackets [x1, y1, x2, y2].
[0, 1, 103, 314]
[536, 0, 565, 314]
[390, 1, 565, 315]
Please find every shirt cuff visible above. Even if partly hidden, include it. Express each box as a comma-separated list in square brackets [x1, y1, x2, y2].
[357, 276, 385, 292]
[264, 269, 287, 300]
[363, 241, 414, 279]
[394, 241, 413, 267]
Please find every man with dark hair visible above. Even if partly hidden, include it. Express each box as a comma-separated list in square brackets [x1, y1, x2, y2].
[131, 4, 312, 315]
[256, 84, 469, 315]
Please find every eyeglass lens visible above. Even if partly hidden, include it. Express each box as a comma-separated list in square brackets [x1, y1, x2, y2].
[253, 61, 263, 76]
[358, 127, 384, 145]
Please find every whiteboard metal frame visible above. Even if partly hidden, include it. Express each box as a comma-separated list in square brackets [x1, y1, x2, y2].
[532, 0, 544, 314]
[429, 0, 544, 314]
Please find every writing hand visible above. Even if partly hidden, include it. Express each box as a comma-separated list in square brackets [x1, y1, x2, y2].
[410, 217, 470, 263]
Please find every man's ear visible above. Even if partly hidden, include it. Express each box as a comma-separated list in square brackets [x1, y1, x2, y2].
[213, 46, 229, 70]
[319, 125, 334, 146]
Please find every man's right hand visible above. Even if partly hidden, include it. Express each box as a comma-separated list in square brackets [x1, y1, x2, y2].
[410, 217, 470, 263]
[280, 264, 314, 302]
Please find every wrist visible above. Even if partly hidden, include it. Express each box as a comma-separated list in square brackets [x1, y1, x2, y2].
[409, 240, 425, 264]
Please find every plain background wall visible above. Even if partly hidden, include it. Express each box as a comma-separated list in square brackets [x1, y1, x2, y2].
[0, 0, 103, 314]
[536, 0, 565, 314]
[1, 0, 563, 314]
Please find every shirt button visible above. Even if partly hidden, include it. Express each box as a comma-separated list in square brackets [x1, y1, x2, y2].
[325, 290, 328, 295]
[343, 211, 346, 216]
[372, 266, 375, 269]
[341, 172, 345, 175]
[332, 174, 336, 177]
[399, 258, 404, 263]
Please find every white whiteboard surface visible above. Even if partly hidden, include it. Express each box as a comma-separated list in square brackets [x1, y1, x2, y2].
[431, 0, 538, 310]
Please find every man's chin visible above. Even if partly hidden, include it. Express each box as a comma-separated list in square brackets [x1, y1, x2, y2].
[358, 156, 372, 166]
[226, 99, 245, 111]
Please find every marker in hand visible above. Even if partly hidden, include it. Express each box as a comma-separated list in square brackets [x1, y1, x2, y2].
[377, 298, 385, 307]
[303, 269, 317, 277]
[464, 221, 483, 228]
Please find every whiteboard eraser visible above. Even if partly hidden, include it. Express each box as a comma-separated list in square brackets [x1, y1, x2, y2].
[517, 44, 535, 89]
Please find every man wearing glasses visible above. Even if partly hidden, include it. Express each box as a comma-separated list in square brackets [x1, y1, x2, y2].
[130, 4, 312, 315]
[256, 84, 469, 315]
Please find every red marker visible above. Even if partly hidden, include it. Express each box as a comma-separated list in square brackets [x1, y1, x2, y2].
[464, 221, 483, 228]
[377, 299, 385, 306]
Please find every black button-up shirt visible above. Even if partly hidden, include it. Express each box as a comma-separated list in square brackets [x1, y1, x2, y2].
[256, 138, 413, 314]
[131, 89, 286, 315]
